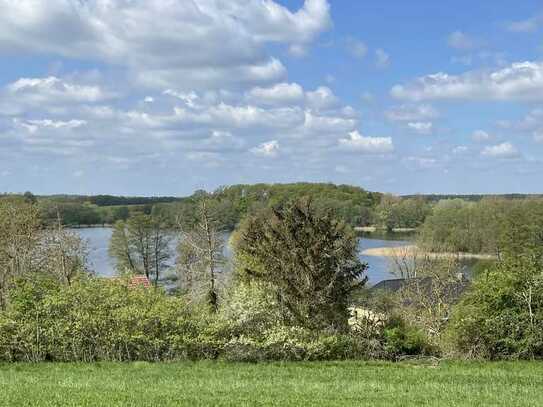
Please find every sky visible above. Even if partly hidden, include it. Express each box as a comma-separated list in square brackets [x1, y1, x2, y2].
[1, 0, 543, 196]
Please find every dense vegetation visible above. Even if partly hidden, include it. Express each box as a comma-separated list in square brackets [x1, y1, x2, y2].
[13, 183, 384, 229]
[418, 198, 543, 255]
[1, 184, 543, 364]
[2, 361, 543, 406]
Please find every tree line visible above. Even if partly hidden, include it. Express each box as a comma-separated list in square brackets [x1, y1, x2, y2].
[417, 197, 543, 255]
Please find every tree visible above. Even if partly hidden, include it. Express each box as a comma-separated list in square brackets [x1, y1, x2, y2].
[0, 197, 42, 309]
[234, 199, 368, 331]
[109, 220, 136, 272]
[376, 194, 401, 232]
[447, 212, 543, 359]
[176, 199, 225, 311]
[23, 191, 37, 204]
[109, 214, 172, 286]
[38, 214, 89, 285]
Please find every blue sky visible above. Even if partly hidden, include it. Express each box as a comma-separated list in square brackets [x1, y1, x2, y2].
[1, 0, 542, 196]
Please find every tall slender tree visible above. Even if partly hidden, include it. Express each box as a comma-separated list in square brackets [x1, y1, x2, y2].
[177, 199, 225, 311]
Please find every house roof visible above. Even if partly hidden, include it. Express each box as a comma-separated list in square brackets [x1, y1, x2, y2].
[127, 275, 151, 288]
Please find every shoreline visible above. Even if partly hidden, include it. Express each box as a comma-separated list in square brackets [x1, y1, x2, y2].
[361, 245, 495, 260]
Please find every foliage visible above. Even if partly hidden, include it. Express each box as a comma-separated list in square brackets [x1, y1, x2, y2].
[0, 197, 42, 309]
[109, 215, 172, 285]
[418, 198, 543, 254]
[376, 195, 430, 231]
[0, 275, 426, 363]
[382, 316, 434, 358]
[0, 276, 210, 362]
[221, 325, 376, 362]
[447, 252, 543, 359]
[155, 182, 383, 230]
[234, 199, 368, 331]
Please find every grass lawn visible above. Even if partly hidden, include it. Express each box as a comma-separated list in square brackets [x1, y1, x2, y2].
[1, 360, 542, 406]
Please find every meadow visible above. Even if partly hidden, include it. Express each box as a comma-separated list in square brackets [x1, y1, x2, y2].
[1, 361, 542, 406]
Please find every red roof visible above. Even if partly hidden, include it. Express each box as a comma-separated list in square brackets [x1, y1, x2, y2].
[128, 275, 151, 288]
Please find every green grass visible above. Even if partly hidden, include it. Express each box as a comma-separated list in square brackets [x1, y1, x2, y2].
[1, 361, 542, 406]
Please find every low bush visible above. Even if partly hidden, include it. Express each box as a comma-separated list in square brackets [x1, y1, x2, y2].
[0, 276, 212, 362]
[382, 317, 435, 359]
[222, 326, 382, 362]
[0, 275, 433, 362]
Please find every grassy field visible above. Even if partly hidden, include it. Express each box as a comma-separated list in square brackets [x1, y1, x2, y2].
[1, 361, 542, 406]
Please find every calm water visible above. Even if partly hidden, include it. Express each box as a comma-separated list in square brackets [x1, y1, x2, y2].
[74, 227, 408, 285]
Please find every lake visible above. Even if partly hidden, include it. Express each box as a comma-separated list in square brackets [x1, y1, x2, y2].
[74, 227, 409, 285]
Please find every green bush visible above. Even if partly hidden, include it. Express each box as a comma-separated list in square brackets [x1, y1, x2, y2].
[0, 275, 432, 362]
[222, 326, 381, 362]
[382, 317, 434, 359]
[446, 254, 543, 360]
[0, 276, 212, 362]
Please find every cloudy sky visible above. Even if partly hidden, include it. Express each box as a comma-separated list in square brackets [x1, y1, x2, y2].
[1, 0, 543, 196]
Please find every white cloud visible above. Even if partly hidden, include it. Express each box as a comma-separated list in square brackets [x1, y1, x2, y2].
[7, 76, 109, 104]
[0, 0, 331, 89]
[407, 122, 433, 135]
[472, 130, 493, 142]
[303, 111, 356, 134]
[391, 61, 543, 101]
[199, 131, 245, 152]
[345, 38, 368, 59]
[247, 83, 304, 105]
[534, 130, 543, 143]
[481, 142, 520, 158]
[25, 119, 86, 130]
[447, 31, 479, 50]
[305, 86, 339, 110]
[250, 140, 279, 157]
[375, 49, 390, 68]
[338, 130, 394, 154]
[386, 104, 438, 122]
[163, 90, 200, 108]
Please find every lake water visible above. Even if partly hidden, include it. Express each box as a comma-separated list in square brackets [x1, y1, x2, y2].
[74, 227, 408, 285]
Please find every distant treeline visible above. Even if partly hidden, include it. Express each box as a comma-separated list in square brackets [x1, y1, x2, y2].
[37, 194, 183, 206]
[6, 186, 543, 241]
[404, 193, 543, 202]
[155, 183, 383, 230]
[9, 183, 384, 228]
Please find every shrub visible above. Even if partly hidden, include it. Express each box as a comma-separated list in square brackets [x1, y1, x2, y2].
[382, 317, 434, 359]
[0, 276, 208, 362]
[446, 254, 543, 359]
[222, 325, 380, 362]
[0, 274, 433, 362]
